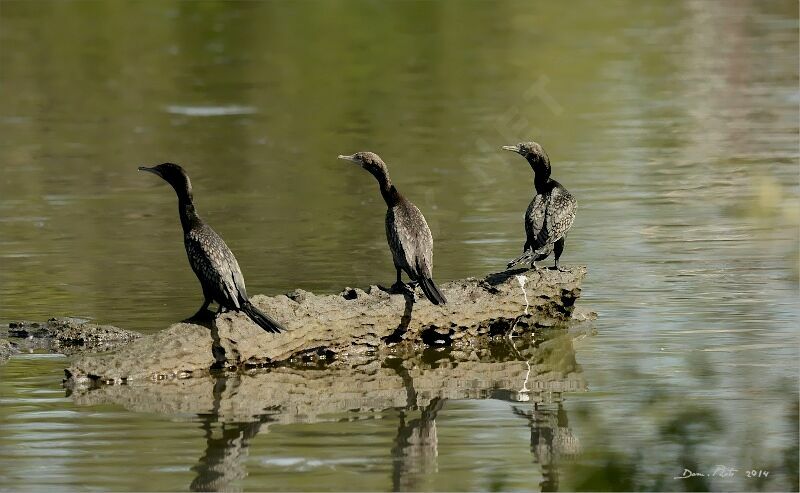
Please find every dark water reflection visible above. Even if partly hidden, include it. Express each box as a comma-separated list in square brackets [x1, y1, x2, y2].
[190, 377, 273, 493]
[0, 0, 798, 491]
[51, 331, 585, 491]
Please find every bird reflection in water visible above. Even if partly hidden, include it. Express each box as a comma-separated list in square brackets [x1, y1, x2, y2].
[513, 402, 580, 492]
[190, 377, 276, 492]
[391, 398, 446, 492]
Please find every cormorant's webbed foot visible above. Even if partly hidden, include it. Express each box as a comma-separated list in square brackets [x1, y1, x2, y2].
[549, 261, 567, 272]
[390, 281, 415, 296]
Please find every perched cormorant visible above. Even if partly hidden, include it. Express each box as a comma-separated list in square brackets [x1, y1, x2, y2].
[138, 163, 284, 333]
[502, 142, 577, 271]
[338, 152, 447, 305]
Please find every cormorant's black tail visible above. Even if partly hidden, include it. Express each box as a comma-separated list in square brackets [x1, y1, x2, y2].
[507, 247, 552, 269]
[507, 250, 533, 269]
[241, 300, 284, 333]
[419, 277, 447, 305]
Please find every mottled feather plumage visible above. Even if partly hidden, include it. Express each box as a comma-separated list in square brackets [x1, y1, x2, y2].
[185, 224, 246, 310]
[386, 199, 434, 281]
[385, 197, 446, 304]
[527, 183, 577, 257]
[540, 185, 577, 252]
[524, 194, 547, 252]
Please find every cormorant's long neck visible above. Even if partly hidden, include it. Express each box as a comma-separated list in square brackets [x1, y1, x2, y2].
[533, 172, 552, 194]
[176, 188, 202, 233]
[374, 169, 401, 207]
[527, 156, 553, 194]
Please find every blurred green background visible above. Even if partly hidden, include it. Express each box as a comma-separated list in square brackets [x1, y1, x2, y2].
[0, 0, 798, 491]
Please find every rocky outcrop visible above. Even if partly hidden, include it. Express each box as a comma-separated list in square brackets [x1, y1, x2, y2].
[64, 266, 588, 384]
[7, 317, 140, 355]
[0, 339, 17, 364]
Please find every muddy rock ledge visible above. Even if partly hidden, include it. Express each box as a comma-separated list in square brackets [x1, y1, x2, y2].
[66, 266, 589, 384]
[0, 339, 18, 363]
[7, 317, 140, 356]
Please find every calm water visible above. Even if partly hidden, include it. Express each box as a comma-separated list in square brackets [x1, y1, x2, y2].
[1, 0, 798, 491]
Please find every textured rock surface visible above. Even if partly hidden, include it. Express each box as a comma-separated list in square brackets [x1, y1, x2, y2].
[0, 339, 17, 364]
[7, 317, 141, 355]
[65, 266, 587, 384]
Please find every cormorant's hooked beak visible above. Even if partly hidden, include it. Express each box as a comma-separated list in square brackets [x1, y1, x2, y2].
[337, 154, 360, 165]
[501, 145, 521, 154]
[138, 166, 162, 177]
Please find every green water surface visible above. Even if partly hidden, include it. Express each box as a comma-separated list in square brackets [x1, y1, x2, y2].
[1, 1, 798, 491]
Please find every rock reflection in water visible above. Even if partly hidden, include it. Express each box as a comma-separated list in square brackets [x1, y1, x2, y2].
[69, 328, 587, 491]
